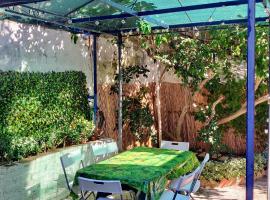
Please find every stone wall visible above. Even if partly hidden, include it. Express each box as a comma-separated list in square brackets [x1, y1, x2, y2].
[0, 139, 117, 200]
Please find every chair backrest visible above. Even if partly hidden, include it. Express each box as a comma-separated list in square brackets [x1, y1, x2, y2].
[195, 153, 210, 179]
[60, 149, 84, 191]
[107, 141, 118, 155]
[189, 153, 210, 192]
[78, 177, 123, 194]
[176, 170, 198, 189]
[160, 140, 189, 151]
[91, 139, 118, 163]
[170, 153, 210, 193]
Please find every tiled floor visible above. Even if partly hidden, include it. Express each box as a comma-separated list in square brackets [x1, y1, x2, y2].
[67, 176, 268, 200]
[193, 176, 267, 200]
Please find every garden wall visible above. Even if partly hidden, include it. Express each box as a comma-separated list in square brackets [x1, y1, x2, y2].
[0, 139, 116, 200]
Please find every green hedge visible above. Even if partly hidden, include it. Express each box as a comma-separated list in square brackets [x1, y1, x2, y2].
[201, 154, 266, 181]
[0, 71, 94, 162]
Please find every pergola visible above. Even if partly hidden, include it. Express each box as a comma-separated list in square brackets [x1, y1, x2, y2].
[0, 0, 269, 199]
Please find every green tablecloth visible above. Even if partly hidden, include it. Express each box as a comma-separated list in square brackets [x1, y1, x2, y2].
[74, 147, 199, 200]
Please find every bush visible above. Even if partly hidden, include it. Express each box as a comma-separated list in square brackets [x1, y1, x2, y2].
[201, 154, 266, 181]
[0, 71, 94, 162]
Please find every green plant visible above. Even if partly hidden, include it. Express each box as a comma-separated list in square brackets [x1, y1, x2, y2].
[197, 120, 228, 158]
[110, 65, 155, 142]
[122, 89, 154, 142]
[0, 71, 94, 162]
[201, 154, 266, 181]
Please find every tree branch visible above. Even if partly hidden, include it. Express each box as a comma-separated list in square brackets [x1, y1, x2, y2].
[198, 70, 215, 91]
[204, 95, 225, 126]
[217, 94, 268, 125]
[193, 70, 215, 99]
[240, 77, 263, 109]
[176, 105, 189, 137]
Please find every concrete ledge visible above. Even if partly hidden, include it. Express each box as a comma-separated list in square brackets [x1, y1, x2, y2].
[0, 139, 117, 200]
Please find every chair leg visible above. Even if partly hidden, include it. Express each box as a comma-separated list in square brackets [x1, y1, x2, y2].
[129, 191, 135, 200]
[172, 192, 178, 200]
[190, 194, 195, 200]
[80, 191, 85, 200]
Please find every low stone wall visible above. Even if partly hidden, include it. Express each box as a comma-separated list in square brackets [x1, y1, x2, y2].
[0, 139, 116, 200]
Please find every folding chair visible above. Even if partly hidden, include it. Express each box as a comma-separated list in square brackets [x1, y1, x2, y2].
[91, 139, 118, 163]
[168, 153, 210, 199]
[160, 172, 196, 200]
[78, 177, 134, 200]
[161, 140, 190, 151]
[60, 149, 85, 192]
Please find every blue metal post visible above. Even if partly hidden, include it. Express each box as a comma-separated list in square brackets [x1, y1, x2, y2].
[246, 0, 256, 199]
[267, 18, 270, 200]
[117, 33, 123, 151]
[93, 34, 98, 123]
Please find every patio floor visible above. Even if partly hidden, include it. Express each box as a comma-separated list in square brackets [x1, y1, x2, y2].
[66, 176, 267, 200]
[193, 176, 267, 200]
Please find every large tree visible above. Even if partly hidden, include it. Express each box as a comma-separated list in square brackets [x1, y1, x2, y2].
[137, 23, 268, 155]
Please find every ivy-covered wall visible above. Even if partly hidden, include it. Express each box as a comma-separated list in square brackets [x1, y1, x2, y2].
[0, 71, 94, 162]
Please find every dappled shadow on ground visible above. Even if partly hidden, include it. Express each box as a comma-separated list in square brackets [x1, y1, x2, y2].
[194, 176, 267, 200]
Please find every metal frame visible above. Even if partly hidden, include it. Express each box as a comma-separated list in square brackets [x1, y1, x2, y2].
[0, 0, 48, 7]
[117, 33, 123, 152]
[100, 0, 169, 28]
[71, 0, 263, 24]
[5, 9, 95, 34]
[246, 0, 256, 199]
[268, 14, 270, 200]
[108, 17, 268, 34]
[0, 0, 268, 199]
[93, 34, 98, 123]
[20, 4, 68, 20]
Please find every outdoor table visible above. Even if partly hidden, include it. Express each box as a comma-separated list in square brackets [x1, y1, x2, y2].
[74, 146, 199, 200]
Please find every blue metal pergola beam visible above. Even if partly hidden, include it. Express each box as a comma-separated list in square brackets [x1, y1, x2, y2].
[20, 4, 67, 20]
[0, 0, 48, 7]
[106, 17, 268, 34]
[5, 9, 97, 34]
[71, 0, 263, 24]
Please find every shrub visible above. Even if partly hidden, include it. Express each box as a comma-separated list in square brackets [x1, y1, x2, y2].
[201, 154, 266, 181]
[0, 71, 94, 162]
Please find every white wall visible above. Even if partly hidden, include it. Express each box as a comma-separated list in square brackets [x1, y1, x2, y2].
[0, 20, 93, 90]
[96, 36, 181, 85]
[0, 20, 181, 90]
